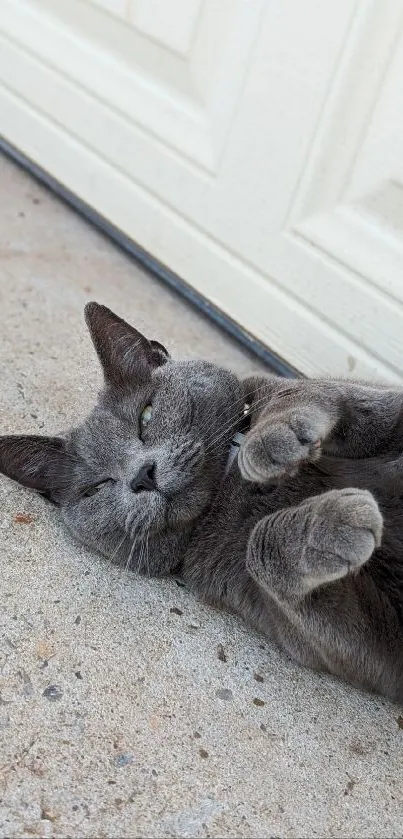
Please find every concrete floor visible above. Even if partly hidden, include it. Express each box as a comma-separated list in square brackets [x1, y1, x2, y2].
[0, 154, 402, 839]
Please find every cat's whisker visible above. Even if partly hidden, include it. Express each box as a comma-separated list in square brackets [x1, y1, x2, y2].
[144, 532, 151, 579]
[197, 381, 267, 439]
[202, 387, 271, 451]
[125, 537, 137, 572]
[202, 390, 272, 457]
[196, 391, 247, 438]
[201, 406, 251, 457]
[138, 539, 144, 573]
[141, 534, 146, 573]
[110, 530, 128, 565]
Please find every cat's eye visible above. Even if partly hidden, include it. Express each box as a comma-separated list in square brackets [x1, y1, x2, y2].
[140, 404, 153, 435]
[82, 479, 113, 498]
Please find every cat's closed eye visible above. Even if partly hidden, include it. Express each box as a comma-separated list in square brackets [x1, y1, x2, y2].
[81, 478, 115, 498]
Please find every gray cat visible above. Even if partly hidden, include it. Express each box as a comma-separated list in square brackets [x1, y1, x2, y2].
[1, 303, 403, 703]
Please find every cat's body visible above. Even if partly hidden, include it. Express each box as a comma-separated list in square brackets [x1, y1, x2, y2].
[183, 446, 403, 700]
[1, 303, 403, 703]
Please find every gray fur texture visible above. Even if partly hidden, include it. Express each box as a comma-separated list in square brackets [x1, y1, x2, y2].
[1, 303, 403, 703]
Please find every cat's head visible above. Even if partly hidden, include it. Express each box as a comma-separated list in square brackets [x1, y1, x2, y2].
[0, 303, 243, 574]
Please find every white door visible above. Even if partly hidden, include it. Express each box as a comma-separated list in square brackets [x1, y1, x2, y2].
[1, 0, 403, 381]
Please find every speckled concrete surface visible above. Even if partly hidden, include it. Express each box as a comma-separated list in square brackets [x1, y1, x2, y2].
[0, 154, 402, 839]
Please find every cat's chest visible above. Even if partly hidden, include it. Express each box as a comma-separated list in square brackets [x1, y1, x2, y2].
[199, 471, 302, 550]
[216, 467, 323, 519]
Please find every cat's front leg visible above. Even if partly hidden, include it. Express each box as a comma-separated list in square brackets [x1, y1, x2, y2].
[245, 489, 403, 699]
[239, 374, 403, 483]
[247, 488, 382, 601]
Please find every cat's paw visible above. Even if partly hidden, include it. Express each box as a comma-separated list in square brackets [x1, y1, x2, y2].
[304, 488, 383, 583]
[246, 488, 382, 600]
[238, 405, 331, 483]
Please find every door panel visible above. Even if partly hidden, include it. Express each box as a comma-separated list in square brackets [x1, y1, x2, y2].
[1, 0, 402, 381]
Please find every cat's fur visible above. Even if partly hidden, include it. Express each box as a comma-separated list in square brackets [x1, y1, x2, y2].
[1, 303, 403, 703]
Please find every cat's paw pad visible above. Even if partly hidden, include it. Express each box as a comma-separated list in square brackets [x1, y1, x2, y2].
[238, 407, 329, 483]
[307, 488, 383, 580]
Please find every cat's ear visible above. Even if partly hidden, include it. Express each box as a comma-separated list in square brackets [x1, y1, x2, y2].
[0, 435, 71, 503]
[84, 302, 169, 388]
[150, 340, 170, 366]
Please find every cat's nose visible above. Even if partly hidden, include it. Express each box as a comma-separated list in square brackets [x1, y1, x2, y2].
[130, 461, 157, 492]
